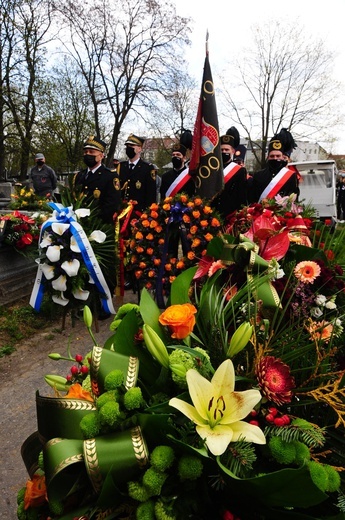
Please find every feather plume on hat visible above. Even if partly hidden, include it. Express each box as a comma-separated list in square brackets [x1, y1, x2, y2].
[226, 127, 240, 149]
[179, 129, 193, 151]
[277, 128, 297, 157]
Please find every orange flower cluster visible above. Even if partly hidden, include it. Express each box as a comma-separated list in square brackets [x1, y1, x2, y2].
[128, 194, 222, 295]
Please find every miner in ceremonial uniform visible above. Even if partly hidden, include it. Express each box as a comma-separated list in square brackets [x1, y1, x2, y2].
[211, 126, 247, 220]
[73, 135, 121, 223]
[248, 131, 299, 204]
[117, 133, 157, 214]
[160, 141, 195, 200]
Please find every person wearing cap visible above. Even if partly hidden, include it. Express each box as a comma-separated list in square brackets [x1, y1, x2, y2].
[211, 128, 247, 220]
[73, 135, 121, 224]
[160, 142, 195, 200]
[117, 133, 157, 214]
[248, 135, 299, 204]
[30, 153, 57, 198]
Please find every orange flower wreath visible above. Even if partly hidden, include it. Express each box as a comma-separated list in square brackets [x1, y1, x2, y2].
[128, 194, 222, 298]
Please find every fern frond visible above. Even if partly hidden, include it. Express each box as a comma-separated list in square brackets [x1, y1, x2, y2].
[264, 421, 326, 448]
[220, 439, 257, 478]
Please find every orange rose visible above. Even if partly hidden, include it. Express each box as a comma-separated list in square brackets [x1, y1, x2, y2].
[180, 194, 188, 203]
[135, 269, 143, 279]
[159, 303, 197, 339]
[203, 205, 212, 214]
[135, 231, 143, 240]
[156, 226, 163, 233]
[24, 474, 47, 510]
[146, 233, 154, 241]
[190, 225, 198, 235]
[187, 251, 195, 260]
[211, 217, 220, 227]
[177, 260, 185, 269]
[192, 210, 201, 219]
[66, 383, 94, 402]
[148, 270, 156, 278]
[204, 233, 213, 242]
[141, 219, 150, 228]
[154, 258, 161, 266]
[139, 262, 147, 269]
[150, 203, 159, 211]
[200, 219, 208, 227]
[194, 197, 203, 206]
[150, 211, 159, 219]
[182, 214, 191, 223]
[150, 220, 158, 228]
[163, 203, 171, 211]
[192, 238, 201, 248]
[136, 246, 144, 253]
[147, 248, 154, 255]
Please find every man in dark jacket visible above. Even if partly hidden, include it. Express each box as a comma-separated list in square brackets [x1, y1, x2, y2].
[211, 127, 247, 220]
[117, 133, 157, 214]
[30, 153, 57, 198]
[73, 135, 121, 224]
[248, 134, 299, 204]
[160, 142, 195, 200]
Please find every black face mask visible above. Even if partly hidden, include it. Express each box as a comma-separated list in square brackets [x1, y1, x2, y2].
[83, 155, 98, 168]
[172, 156, 183, 170]
[36, 160, 44, 167]
[267, 159, 287, 174]
[221, 153, 231, 165]
[126, 146, 136, 159]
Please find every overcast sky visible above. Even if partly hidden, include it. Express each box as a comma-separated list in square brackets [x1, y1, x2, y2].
[173, 0, 345, 153]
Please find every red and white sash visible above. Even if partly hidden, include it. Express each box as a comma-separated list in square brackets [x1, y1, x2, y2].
[259, 167, 296, 202]
[166, 167, 192, 197]
[223, 162, 241, 184]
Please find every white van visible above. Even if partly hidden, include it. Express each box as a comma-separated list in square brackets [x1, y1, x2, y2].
[289, 160, 338, 220]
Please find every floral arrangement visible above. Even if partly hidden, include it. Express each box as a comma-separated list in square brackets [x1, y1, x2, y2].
[127, 193, 222, 303]
[9, 185, 51, 211]
[18, 196, 345, 520]
[0, 210, 49, 255]
[29, 202, 117, 318]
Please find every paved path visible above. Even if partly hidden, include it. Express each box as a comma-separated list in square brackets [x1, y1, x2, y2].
[0, 291, 138, 519]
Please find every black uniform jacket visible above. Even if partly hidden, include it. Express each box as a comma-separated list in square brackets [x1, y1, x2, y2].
[248, 165, 299, 204]
[73, 164, 121, 223]
[211, 165, 248, 220]
[117, 159, 157, 213]
[160, 166, 196, 199]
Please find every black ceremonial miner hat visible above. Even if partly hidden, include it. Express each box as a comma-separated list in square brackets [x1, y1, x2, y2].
[83, 135, 107, 153]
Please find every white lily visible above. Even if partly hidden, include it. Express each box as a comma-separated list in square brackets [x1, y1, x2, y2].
[61, 259, 80, 277]
[75, 208, 91, 219]
[40, 232, 53, 248]
[169, 359, 265, 456]
[52, 293, 69, 306]
[73, 288, 90, 301]
[52, 222, 70, 235]
[70, 235, 81, 253]
[41, 263, 55, 280]
[52, 275, 67, 292]
[46, 245, 63, 262]
[89, 230, 106, 243]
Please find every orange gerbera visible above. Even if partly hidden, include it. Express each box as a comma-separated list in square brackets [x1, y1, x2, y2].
[24, 474, 47, 510]
[66, 383, 94, 402]
[307, 320, 334, 343]
[294, 261, 321, 283]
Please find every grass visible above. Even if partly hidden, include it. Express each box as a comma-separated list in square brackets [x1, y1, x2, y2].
[0, 298, 62, 357]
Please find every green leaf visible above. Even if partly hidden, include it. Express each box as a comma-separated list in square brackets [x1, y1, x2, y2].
[170, 266, 197, 305]
[140, 287, 167, 341]
[218, 459, 328, 508]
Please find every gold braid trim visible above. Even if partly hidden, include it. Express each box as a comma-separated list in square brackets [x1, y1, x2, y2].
[131, 426, 149, 468]
[84, 438, 103, 493]
[91, 346, 103, 397]
[125, 356, 139, 389]
[48, 454, 84, 485]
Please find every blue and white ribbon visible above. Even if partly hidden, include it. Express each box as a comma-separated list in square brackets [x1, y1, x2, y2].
[30, 203, 115, 314]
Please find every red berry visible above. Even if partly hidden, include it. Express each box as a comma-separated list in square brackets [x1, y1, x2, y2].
[66, 374, 72, 381]
[268, 407, 278, 416]
[266, 413, 275, 423]
[281, 414, 291, 425]
[75, 354, 83, 363]
[273, 417, 285, 427]
[80, 365, 89, 374]
[70, 365, 79, 375]
[249, 420, 259, 426]
[250, 410, 258, 417]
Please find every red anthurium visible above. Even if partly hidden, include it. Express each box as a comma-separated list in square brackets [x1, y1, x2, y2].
[193, 255, 215, 280]
[245, 215, 290, 261]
